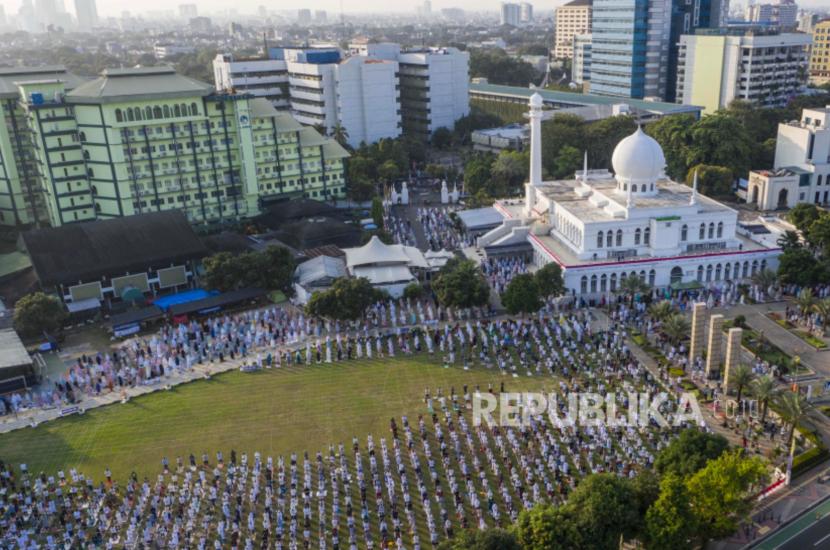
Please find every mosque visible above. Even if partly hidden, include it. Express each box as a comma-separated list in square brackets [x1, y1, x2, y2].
[479, 93, 783, 297]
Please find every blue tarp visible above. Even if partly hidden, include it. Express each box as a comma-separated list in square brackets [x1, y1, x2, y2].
[152, 289, 218, 311]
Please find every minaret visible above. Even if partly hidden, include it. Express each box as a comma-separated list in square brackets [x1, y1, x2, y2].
[690, 169, 698, 206]
[524, 92, 543, 217]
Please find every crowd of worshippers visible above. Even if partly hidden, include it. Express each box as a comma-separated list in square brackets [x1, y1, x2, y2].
[0, 299, 503, 417]
[480, 256, 528, 295]
[416, 208, 472, 251]
[0, 317, 694, 549]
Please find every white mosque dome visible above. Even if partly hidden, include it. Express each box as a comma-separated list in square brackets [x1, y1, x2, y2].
[611, 126, 666, 188]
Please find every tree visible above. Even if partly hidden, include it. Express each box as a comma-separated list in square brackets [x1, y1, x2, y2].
[463, 154, 497, 197]
[329, 123, 350, 148]
[660, 314, 690, 346]
[515, 504, 583, 550]
[787, 203, 821, 233]
[729, 364, 755, 403]
[796, 288, 816, 318]
[585, 115, 637, 170]
[776, 230, 801, 251]
[686, 450, 767, 545]
[806, 213, 830, 256]
[553, 145, 582, 179]
[306, 277, 386, 320]
[777, 247, 824, 286]
[751, 375, 778, 423]
[469, 48, 538, 86]
[566, 473, 644, 548]
[654, 428, 729, 478]
[431, 127, 453, 149]
[255, 246, 296, 294]
[403, 282, 423, 301]
[371, 196, 384, 229]
[541, 114, 585, 177]
[202, 251, 239, 292]
[452, 110, 502, 145]
[347, 177, 375, 203]
[432, 258, 491, 309]
[436, 528, 521, 550]
[491, 150, 529, 190]
[686, 113, 753, 180]
[502, 273, 542, 315]
[645, 114, 694, 180]
[13, 292, 67, 338]
[644, 473, 698, 550]
[377, 159, 400, 183]
[685, 164, 733, 197]
[775, 391, 811, 445]
[648, 301, 676, 323]
[534, 263, 565, 298]
[617, 275, 650, 302]
[813, 297, 830, 335]
[751, 269, 777, 291]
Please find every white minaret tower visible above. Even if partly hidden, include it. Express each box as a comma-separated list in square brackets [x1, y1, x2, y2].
[440, 180, 449, 204]
[524, 92, 544, 217]
[401, 181, 409, 205]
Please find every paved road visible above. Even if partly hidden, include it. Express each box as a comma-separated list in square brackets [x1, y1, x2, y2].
[753, 495, 830, 549]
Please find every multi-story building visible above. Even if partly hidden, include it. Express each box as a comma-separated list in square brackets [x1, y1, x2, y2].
[396, 48, 470, 139]
[554, 0, 592, 60]
[746, 106, 830, 210]
[154, 43, 196, 59]
[572, 34, 592, 85]
[178, 3, 197, 18]
[809, 19, 830, 86]
[676, 30, 811, 114]
[216, 44, 468, 143]
[519, 2, 533, 24]
[591, 0, 724, 100]
[214, 51, 289, 109]
[0, 66, 348, 228]
[500, 3, 521, 26]
[746, 0, 798, 28]
[74, 0, 97, 30]
[297, 9, 311, 24]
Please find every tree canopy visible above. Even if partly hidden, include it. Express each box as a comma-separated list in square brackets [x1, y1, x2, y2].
[432, 258, 491, 309]
[534, 263, 565, 298]
[202, 246, 295, 294]
[305, 277, 387, 320]
[501, 273, 542, 314]
[13, 292, 67, 338]
[469, 48, 538, 87]
[654, 429, 729, 478]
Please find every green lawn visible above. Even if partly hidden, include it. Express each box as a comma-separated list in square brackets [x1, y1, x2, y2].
[0, 355, 550, 480]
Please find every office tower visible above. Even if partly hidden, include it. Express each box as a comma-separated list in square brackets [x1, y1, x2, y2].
[554, 0, 592, 59]
[297, 9, 312, 24]
[520, 2, 533, 23]
[572, 34, 592, 84]
[74, 0, 97, 30]
[501, 3, 521, 26]
[178, 4, 197, 18]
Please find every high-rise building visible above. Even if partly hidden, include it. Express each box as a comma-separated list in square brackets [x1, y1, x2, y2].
[500, 3, 522, 26]
[18, 0, 37, 32]
[35, 0, 59, 28]
[297, 9, 312, 24]
[215, 43, 470, 143]
[0, 66, 348, 228]
[809, 19, 830, 86]
[572, 34, 592, 85]
[74, 0, 97, 30]
[591, 0, 724, 100]
[519, 2, 533, 23]
[746, 0, 798, 28]
[676, 30, 811, 113]
[554, 0, 592, 59]
[178, 4, 197, 18]
[314, 10, 327, 23]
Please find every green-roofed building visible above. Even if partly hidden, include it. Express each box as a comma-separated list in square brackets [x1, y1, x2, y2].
[0, 65, 349, 228]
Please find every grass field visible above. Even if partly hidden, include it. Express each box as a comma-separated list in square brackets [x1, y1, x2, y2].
[0, 355, 551, 480]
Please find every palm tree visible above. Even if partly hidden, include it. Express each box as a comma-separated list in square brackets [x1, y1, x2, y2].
[796, 288, 815, 319]
[812, 297, 830, 335]
[730, 364, 755, 403]
[648, 301, 676, 323]
[776, 230, 801, 250]
[617, 275, 651, 303]
[662, 314, 691, 345]
[751, 375, 778, 423]
[329, 123, 350, 148]
[775, 391, 811, 446]
[751, 269, 777, 291]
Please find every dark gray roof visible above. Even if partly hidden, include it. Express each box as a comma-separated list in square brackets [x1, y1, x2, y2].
[562, 0, 592, 6]
[67, 66, 213, 104]
[0, 65, 86, 99]
[21, 211, 209, 286]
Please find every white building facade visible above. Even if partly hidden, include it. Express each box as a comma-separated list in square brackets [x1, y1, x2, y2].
[746, 106, 830, 210]
[481, 94, 782, 297]
[213, 54, 289, 109]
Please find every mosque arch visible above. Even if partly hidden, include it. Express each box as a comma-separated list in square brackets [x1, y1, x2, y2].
[681, 224, 688, 241]
[606, 232, 613, 248]
[717, 222, 723, 238]
[634, 228, 641, 245]
[697, 265, 704, 281]
[590, 275, 598, 293]
[670, 266, 683, 285]
[648, 269, 656, 286]
[699, 223, 705, 240]
[615, 229, 622, 247]
[581, 276, 588, 294]
[644, 227, 650, 245]
[597, 231, 603, 248]
[600, 274, 607, 292]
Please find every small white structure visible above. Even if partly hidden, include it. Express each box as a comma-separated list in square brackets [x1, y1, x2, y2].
[389, 185, 399, 205]
[451, 183, 459, 203]
[481, 94, 783, 297]
[424, 249, 455, 271]
[401, 181, 410, 205]
[342, 236, 428, 297]
[293, 255, 348, 304]
[440, 180, 449, 204]
[746, 106, 830, 210]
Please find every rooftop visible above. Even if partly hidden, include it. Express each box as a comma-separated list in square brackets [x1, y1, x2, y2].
[21, 211, 209, 286]
[469, 83, 703, 116]
[0, 329, 32, 371]
[0, 65, 85, 99]
[67, 65, 213, 104]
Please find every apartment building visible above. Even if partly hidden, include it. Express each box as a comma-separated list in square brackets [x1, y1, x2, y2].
[676, 30, 811, 114]
[809, 19, 830, 86]
[213, 52, 289, 109]
[0, 66, 348, 228]
[554, 0, 592, 60]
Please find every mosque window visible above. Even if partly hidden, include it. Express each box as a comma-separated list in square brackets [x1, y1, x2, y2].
[600, 274, 607, 292]
[681, 224, 687, 241]
[597, 231, 603, 248]
[606, 231, 613, 248]
[715, 264, 722, 280]
[696, 265, 704, 281]
[699, 223, 705, 240]
[581, 276, 588, 293]
[725, 263, 731, 280]
[648, 269, 655, 286]
[716, 222, 723, 238]
[706, 265, 713, 281]
[634, 228, 641, 245]
[115, 109, 123, 122]
[708, 222, 715, 239]
[590, 275, 597, 293]
[610, 273, 617, 292]
[644, 227, 650, 246]
[615, 229, 622, 246]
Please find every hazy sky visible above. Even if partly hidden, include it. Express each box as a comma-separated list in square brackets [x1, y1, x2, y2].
[1, 0, 826, 18]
